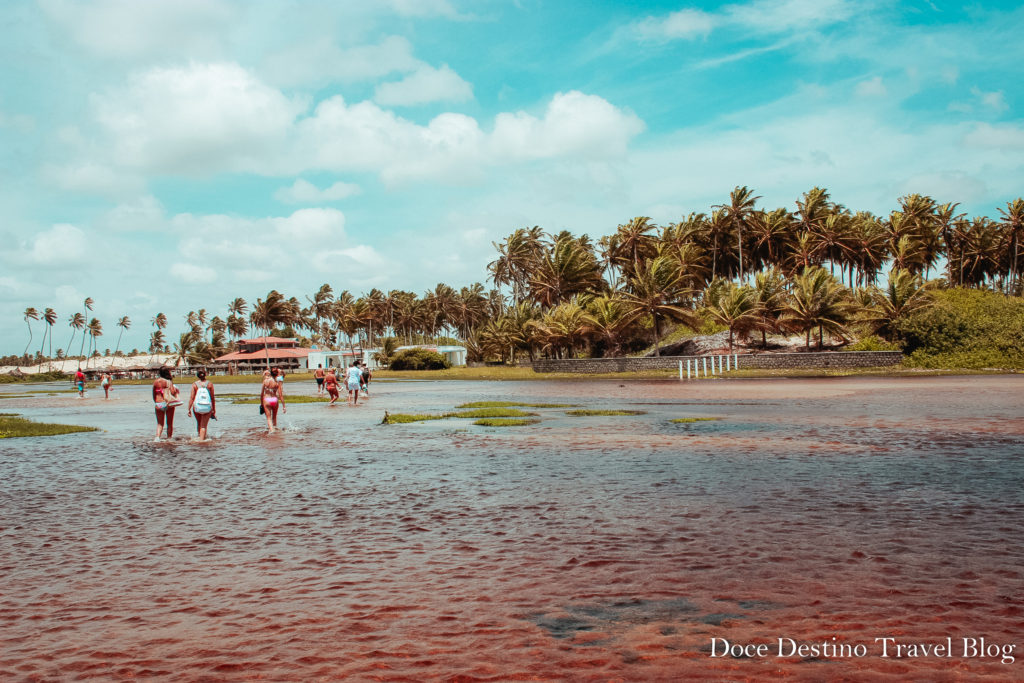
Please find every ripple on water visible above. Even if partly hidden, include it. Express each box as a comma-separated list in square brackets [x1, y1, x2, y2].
[1, 377, 1023, 679]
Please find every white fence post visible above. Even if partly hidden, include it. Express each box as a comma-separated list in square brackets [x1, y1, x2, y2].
[678, 360, 683, 380]
[734, 353, 739, 369]
[702, 357, 708, 377]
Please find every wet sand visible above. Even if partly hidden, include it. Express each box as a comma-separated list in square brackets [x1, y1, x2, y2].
[1, 375, 1022, 680]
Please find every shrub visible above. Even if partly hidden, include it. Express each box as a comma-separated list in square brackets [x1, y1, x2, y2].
[388, 348, 451, 371]
[898, 288, 1024, 368]
[846, 335, 901, 352]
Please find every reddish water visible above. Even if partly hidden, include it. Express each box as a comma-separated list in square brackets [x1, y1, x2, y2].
[2, 375, 1022, 680]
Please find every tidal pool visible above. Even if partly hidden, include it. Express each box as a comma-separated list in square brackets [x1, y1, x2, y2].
[1, 375, 1022, 680]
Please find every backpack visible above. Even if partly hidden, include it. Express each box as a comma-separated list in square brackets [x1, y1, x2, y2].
[195, 382, 212, 409]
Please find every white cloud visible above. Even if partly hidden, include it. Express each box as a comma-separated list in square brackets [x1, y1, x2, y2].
[727, 0, 856, 33]
[97, 195, 166, 231]
[0, 112, 35, 132]
[38, 0, 234, 59]
[630, 0, 858, 42]
[855, 76, 887, 97]
[633, 9, 716, 41]
[26, 224, 91, 266]
[963, 122, 1024, 150]
[274, 179, 362, 204]
[970, 87, 1008, 113]
[92, 62, 305, 174]
[261, 36, 421, 89]
[374, 64, 474, 106]
[170, 262, 217, 284]
[82, 63, 643, 184]
[45, 162, 146, 198]
[490, 91, 645, 162]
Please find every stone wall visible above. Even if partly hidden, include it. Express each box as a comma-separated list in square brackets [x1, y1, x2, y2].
[531, 351, 902, 374]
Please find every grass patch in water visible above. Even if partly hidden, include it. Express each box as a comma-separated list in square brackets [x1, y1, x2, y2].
[0, 394, 34, 399]
[230, 395, 330, 404]
[473, 418, 538, 426]
[382, 412, 448, 424]
[669, 417, 721, 423]
[565, 409, 647, 416]
[456, 401, 576, 409]
[449, 408, 535, 418]
[0, 414, 98, 438]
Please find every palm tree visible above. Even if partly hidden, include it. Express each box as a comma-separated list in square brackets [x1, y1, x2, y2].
[998, 198, 1024, 294]
[85, 318, 103, 368]
[78, 298, 94, 359]
[753, 267, 789, 348]
[714, 186, 761, 282]
[306, 284, 334, 342]
[23, 308, 39, 359]
[41, 308, 57, 370]
[113, 316, 131, 359]
[67, 312, 85, 361]
[149, 312, 167, 362]
[780, 267, 856, 350]
[529, 233, 603, 308]
[704, 282, 761, 353]
[581, 294, 633, 357]
[251, 290, 292, 368]
[620, 255, 699, 356]
[860, 269, 933, 341]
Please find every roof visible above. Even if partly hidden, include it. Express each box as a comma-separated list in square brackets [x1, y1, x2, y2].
[216, 348, 310, 362]
[238, 337, 299, 346]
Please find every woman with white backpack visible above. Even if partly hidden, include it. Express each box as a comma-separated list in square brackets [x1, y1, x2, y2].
[187, 368, 217, 441]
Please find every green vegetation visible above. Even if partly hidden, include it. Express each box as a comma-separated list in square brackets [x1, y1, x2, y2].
[381, 413, 448, 424]
[566, 409, 647, 416]
[388, 347, 451, 370]
[670, 417, 721, 423]
[449, 408, 535, 418]
[0, 394, 34, 399]
[455, 401, 576, 408]
[899, 288, 1024, 369]
[0, 370, 68, 384]
[473, 418, 538, 426]
[0, 414, 98, 438]
[845, 335, 901, 351]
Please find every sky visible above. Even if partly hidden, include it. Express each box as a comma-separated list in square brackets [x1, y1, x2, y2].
[2, 0, 1022, 356]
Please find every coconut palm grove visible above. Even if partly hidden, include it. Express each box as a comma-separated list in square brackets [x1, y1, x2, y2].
[8, 188, 1024, 372]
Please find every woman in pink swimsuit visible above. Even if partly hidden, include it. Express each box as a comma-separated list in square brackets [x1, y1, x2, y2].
[260, 367, 285, 433]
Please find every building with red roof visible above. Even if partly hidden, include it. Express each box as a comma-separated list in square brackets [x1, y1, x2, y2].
[215, 337, 310, 373]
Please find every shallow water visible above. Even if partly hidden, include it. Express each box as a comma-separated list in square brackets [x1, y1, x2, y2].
[2, 375, 1023, 680]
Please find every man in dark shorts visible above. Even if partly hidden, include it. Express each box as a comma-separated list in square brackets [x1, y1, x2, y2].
[314, 364, 326, 395]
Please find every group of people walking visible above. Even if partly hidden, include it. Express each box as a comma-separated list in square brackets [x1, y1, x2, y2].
[314, 361, 371, 407]
[151, 361, 371, 441]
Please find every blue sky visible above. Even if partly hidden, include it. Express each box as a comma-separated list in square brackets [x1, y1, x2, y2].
[2, 0, 1022, 356]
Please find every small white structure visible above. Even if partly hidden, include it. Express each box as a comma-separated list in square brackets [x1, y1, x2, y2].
[361, 344, 467, 370]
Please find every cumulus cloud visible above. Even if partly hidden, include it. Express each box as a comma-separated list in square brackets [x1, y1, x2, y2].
[261, 36, 421, 89]
[38, 0, 233, 59]
[45, 161, 146, 198]
[855, 76, 887, 97]
[82, 62, 643, 184]
[91, 62, 305, 174]
[374, 64, 474, 106]
[96, 195, 166, 231]
[170, 262, 217, 283]
[274, 179, 362, 204]
[25, 224, 91, 266]
[490, 91, 645, 162]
